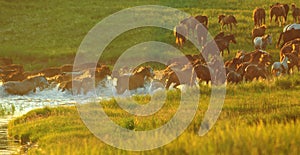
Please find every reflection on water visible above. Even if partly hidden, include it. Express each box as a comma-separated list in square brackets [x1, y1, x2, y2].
[0, 78, 166, 154]
[0, 116, 19, 155]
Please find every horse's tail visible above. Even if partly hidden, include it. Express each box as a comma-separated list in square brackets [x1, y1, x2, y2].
[232, 16, 237, 24]
[276, 32, 283, 48]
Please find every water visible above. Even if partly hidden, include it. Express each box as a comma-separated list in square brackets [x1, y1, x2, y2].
[0, 78, 166, 154]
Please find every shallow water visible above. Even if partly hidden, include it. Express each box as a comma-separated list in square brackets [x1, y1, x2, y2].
[0, 78, 166, 154]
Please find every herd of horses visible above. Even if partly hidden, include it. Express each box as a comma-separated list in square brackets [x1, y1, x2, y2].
[1, 2, 300, 95]
[172, 2, 300, 83]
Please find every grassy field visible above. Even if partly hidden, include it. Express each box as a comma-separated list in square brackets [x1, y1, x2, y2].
[8, 73, 300, 154]
[1, 0, 300, 70]
[3, 0, 300, 154]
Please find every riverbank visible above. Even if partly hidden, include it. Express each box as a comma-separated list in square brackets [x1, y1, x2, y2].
[7, 76, 300, 154]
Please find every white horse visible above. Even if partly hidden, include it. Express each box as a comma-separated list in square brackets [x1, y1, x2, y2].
[253, 34, 272, 50]
[3, 76, 49, 95]
[283, 23, 300, 32]
[271, 56, 289, 76]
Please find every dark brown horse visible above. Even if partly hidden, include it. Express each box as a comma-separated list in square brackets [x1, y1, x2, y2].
[218, 15, 237, 30]
[195, 15, 208, 27]
[253, 8, 266, 27]
[115, 66, 154, 94]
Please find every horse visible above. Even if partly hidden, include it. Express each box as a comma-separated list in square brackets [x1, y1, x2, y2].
[279, 40, 300, 61]
[195, 15, 208, 27]
[271, 56, 289, 76]
[236, 50, 271, 78]
[271, 3, 289, 21]
[115, 66, 154, 94]
[3, 76, 49, 95]
[270, 5, 286, 26]
[202, 34, 237, 57]
[292, 4, 300, 23]
[165, 64, 195, 89]
[218, 15, 237, 30]
[226, 71, 242, 84]
[215, 34, 237, 56]
[277, 29, 300, 48]
[173, 23, 188, 48]
[192, 64, 211, 84]
[253, 34, 272, 50]
[244, 64, 268, 81]
[253, 8, 266, 27]
[252, 25, 267, 40]
[283, 23, 300, 32]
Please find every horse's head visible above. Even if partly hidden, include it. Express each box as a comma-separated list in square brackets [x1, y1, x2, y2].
[218, 15, 225, 23]
[29, 76, 49, 90]
[229, 34, 237, 44]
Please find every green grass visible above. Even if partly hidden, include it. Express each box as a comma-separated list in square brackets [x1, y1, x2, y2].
[1, 0, 299, 70]
[8, 73, 300, 154]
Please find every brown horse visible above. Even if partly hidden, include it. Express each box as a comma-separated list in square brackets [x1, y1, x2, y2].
[115, 66, 154, 94]
[202, 34, 237, 57]
[277, 29, 300, 48]
[253, 8, 266, 27]
[165, 64, 195, 89]
[271, 3, 289, 21]
[279, 39, 300, 61]
[252, 25, 267, 40]
[292, 4, 300, 23]
[270, 5, 286, 26]
[3, 76, 49, 95]
[218, 15, 237, 30]
[195, 15, 208, 27]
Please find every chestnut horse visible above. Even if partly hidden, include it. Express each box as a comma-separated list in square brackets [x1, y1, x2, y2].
[253, 8, 266, 27]
[115, 66, 154, 94]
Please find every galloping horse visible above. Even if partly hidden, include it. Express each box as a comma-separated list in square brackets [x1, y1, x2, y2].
[3, 76, 49, 95]
[218, 15, 237, 30]
[115, 66, 154, 94]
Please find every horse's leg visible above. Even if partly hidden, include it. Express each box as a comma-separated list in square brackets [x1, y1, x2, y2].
[227, 47, 230, 55]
